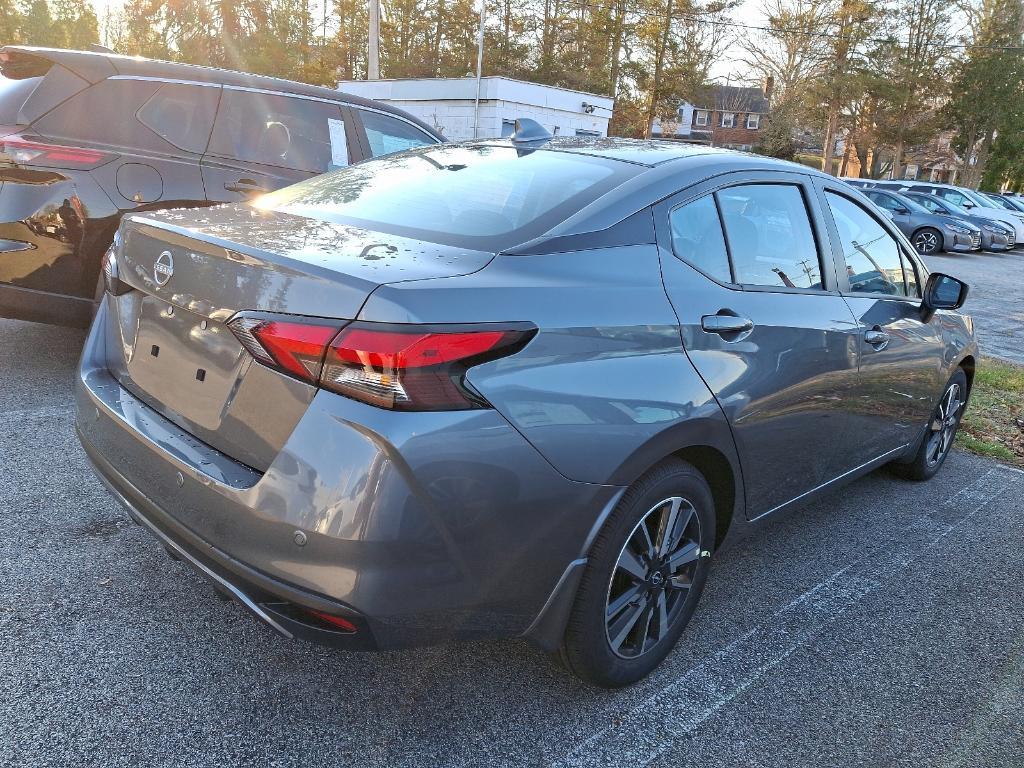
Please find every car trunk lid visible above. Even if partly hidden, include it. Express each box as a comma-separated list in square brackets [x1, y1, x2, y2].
[103, 205, 494, 470]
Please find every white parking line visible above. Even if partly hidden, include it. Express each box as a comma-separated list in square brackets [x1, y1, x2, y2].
[551, 465, 1023, 768]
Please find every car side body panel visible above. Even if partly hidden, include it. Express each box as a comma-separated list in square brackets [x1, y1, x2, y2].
[360, 242, 744, 498]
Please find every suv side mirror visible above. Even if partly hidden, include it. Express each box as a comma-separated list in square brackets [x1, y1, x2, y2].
[922, 272, 968, 318]
[894, 206, 909, 215]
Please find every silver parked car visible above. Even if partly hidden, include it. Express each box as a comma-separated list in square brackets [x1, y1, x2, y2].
[77, 131, 976, 687]
[982, 191, 1024, 214]
[904, 192, 1015, 251]
[860, 187, 981, 254]
[875, 180, 1024, 243]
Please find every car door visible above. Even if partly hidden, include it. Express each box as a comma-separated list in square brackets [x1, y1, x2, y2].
[656, 171, 863, 518]
[815, 182, 944, 469]
[201, 88, 360, 203]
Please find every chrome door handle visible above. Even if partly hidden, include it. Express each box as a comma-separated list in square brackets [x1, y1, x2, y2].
[701, 314, 754, 336]
[864, 328, 890, 348]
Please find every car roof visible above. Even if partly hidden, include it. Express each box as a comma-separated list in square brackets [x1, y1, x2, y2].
[0, 46, 443, 138]
[460, 136, 829, 174]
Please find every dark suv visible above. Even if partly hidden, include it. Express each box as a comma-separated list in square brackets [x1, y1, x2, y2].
[0, 46, 443, 327]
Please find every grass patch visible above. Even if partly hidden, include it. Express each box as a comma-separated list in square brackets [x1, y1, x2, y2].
[958, 357, 1024, 467]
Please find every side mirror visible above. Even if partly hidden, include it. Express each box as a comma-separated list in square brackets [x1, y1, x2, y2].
[961, 201, 975, 209]
[894, 207, 909, 215]
[922, 272, 968, 318]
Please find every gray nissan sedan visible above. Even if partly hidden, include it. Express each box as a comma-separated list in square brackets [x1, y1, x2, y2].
[76, 128, 976, 687]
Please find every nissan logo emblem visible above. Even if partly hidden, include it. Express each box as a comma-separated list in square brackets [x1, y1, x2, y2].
[153, 250, 174, 287]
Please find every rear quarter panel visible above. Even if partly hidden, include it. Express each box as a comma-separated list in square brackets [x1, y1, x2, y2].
[358, 243, 743, 492]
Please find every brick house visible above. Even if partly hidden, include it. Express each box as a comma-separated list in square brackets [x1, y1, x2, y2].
[651, 81, 772, 150]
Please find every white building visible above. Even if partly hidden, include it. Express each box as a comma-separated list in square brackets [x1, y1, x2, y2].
[336, 76, 613, 140]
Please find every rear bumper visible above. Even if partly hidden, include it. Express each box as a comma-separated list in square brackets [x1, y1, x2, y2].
[78, 431, 378, 648]
[76, 300, 619, 649]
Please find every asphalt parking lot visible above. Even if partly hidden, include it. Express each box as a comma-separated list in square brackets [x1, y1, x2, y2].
[2, 248, 1024, 767]
[922, 247, 1024, 364]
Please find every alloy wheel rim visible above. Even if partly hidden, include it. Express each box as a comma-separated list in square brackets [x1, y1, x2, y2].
[605, 496, 702, 659]
[926, 382, 963, 467]
[915, 231, 939, 253]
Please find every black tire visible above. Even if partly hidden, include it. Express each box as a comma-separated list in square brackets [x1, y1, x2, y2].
[891, 368, 968, 481]
[559, 459, 716, 688]
[912, 227, 943, 255]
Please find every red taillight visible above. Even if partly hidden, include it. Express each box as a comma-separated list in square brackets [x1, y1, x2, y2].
[227, 316, 343, 383]
[227, 315, 533, 410]
[321, 324, 531, 410]
[305, 609, 358, 633]
[0, 134, 112, 169]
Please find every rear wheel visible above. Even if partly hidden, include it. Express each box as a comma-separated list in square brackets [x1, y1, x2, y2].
[559, 460, 716, 687]
[892, 368, 968, 481]
[912, 227, 942, 254]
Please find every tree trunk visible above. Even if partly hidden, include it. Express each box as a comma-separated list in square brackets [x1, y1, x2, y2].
[645, 0, 673, 139]
[432, 0, 445, 75]
[608, 0, 626, 96]
[892, 137, 905, 181]
[821, 102, 839, 175]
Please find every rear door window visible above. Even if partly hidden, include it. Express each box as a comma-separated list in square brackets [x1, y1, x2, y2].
[33, 78, 181, 154]
[825, 191, 909, 296]
[718, 184, 823, 289]
[207, 89, 343, 173]
[356, 109, 438, 158]
[137, 83, 220, 154]
[668, 195, 732, 284]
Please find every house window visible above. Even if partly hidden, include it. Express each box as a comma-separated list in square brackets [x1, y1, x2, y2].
[721, 112, 735, 128]
[694, 110, 709, 127]
[575, 129, 600, 137]
[746, 114, 760, 130]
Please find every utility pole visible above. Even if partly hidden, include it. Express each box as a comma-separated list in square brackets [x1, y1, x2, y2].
[472, 0, 485, 137]
[368, 0, 380, 79]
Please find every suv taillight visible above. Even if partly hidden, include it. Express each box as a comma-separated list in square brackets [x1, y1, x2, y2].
[0, 134, 112, 169]
[227, 315, 533, 411]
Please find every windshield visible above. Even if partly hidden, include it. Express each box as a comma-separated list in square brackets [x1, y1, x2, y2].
[892, 193, 931, 215]
[255, 144, 636, 250]
[960, 188, 998, 208]
[917, 195, 962, 217]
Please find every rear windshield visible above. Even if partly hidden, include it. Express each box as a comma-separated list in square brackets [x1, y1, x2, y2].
[0, 76, 42, 124]
[255, 144, 636, 250]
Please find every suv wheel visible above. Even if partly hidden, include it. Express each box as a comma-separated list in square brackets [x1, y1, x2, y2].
[559, 459, 716, 687]
[891, 368, 967, 480]
[912, 227, 942, 254]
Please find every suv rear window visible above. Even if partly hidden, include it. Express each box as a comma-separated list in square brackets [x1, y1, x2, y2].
[255, 144, 634, 249]
[137, 83, 220, 154]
